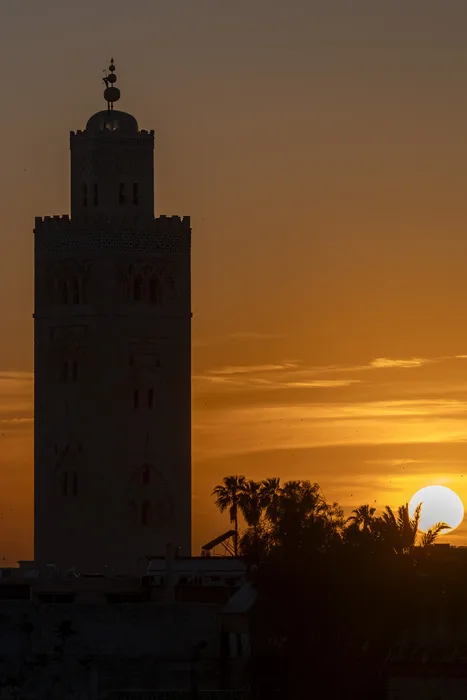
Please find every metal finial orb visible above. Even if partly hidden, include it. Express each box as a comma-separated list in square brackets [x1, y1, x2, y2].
[109, 63, 116, 72]
[104, 86, 120, 103]
[107, 73, 117, 84]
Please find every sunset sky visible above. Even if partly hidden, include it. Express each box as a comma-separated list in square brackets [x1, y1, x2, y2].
[3, 1, 467, 564]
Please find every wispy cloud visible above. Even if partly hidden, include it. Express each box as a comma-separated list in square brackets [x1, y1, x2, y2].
[229, 332, 287, 340]
[0, 371, 33, 384]
[194, 375, 238, 385]
[0, 370, 33, 422]
[0, 418, 33, 424]
[194, 398, 467, 459]
[203, 356, 442, 383]
[206, 362, 298, 376]
[282, 380, 361, 388]
[369, 357, 433, 369]
[196, 355, 444, 393]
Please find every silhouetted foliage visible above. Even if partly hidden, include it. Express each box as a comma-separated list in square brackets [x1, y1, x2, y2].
[212, 476, 452, 699]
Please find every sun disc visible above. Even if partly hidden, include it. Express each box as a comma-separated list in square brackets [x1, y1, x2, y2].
[409, 485, 464, 534]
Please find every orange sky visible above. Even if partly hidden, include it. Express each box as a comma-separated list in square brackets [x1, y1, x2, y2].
[3, 1, 467, 564]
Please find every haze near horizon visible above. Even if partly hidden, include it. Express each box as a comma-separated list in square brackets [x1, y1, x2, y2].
[2, 0, 467, 564]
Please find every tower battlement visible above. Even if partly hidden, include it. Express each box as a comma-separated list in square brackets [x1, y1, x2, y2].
[35, 215, 71, 231]
[35, 214, 190, 233]
[70, 129, 155, 144]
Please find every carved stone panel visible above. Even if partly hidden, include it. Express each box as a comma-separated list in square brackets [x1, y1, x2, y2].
[115, 259, 178, 305]
[43, 259, 92, 305]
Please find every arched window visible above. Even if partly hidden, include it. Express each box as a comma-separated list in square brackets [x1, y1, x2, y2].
[72, 360, 78, 382]
[72, 472, 78, 497]
[166, 276, 175, 300]
[72, 278, 80, 305]
[133, 389, 139, 409]
[119, 183, 125, 205]
[62, 472, 68, 496]
[133, 276, 143, 302]
[60, 280, 68, 305]
[149, 276, 159, 304]
[60, 362, 69, 384]
[133, 182, 139, 205]
[142, 465, 150, 485]
[123, 277, 130, 301]
[148, 389, 154, 409]
[141, 500, 151, 526]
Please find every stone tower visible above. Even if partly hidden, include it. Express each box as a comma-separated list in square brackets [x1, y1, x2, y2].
[33, 60, 191, 574]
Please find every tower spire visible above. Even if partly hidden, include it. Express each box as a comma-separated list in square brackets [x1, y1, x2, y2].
[103, 58, 120, 113]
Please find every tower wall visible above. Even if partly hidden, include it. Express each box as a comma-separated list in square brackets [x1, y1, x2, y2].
[34, 127, 191, 575]
[70, 130, 155, 220]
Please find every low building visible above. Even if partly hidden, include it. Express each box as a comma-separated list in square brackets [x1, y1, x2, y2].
[0, 552, 254, 699]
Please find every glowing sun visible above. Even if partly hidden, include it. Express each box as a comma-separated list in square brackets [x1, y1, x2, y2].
[409, 485, 464, 534]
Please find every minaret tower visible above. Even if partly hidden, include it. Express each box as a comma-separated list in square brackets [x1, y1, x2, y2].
[34, 61, 192, 574]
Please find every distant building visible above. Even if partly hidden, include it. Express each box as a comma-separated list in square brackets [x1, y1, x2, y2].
[33, 60, 192, 575]
[0, 550, 253, 698]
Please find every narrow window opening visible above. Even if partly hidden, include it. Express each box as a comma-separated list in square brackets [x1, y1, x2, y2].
[60, 281, 68, 305]
[133, 183, 139, 205]
[142, 465, 150, 485]
[72, 278, 80, 305]
[72, 361, 78, 382]
[119, 183, 125, 205]
[60, 362, 69, 384]
[129, 356, 134, 367]
[133, 389, 139, 409]
[149, 276, 159, 304]
[148, 389, 154, 409]
[93, 183, 98, 206]
[62, 472, 68, 496]
[141, 500, 150, 526]
[82, 183, 88, 207]
[133, 276, 143, 302]
[72, 472, 78, 497]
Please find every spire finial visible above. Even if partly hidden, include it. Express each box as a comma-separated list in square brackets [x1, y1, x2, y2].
[103, 58, 120, 113]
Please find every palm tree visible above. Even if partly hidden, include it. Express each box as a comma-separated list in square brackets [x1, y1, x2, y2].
[377, 503, 422, 554]
[212, 475, 246, 556]
[346, 504, 376, 533]
[260, 477, 281, 524]
[420, 522, 451, 547]
[272, 480, 341, 553]
[239, 480, 265, 530]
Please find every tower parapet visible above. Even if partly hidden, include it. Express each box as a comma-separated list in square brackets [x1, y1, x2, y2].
[70, 129, 154, 146]
[35, 214, 190, 231]
[34, 215, 191, 256]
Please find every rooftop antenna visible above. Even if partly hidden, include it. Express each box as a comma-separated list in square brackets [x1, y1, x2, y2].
[102, 58, 120, 114]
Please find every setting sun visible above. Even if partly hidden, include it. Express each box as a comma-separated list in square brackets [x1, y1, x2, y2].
[409, 485, 465, 534]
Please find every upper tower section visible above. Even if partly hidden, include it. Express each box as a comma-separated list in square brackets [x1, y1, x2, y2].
[70, 59, 155, 223]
